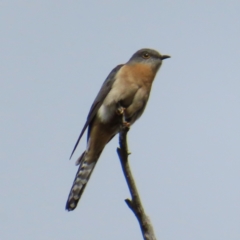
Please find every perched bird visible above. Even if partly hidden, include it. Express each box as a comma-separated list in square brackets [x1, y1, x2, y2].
[66, 48, 170, 211]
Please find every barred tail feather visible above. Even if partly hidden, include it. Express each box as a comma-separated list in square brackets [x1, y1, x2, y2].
[66, 152, 97, 211]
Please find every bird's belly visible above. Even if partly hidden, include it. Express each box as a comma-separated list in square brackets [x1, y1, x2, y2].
[97, 79, 140, 124]
[97, 104, 116, 123]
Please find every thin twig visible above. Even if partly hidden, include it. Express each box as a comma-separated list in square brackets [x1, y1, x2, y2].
[117, 126, 157, 240]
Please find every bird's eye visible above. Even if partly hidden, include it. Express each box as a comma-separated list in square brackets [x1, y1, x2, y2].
[142, 52, 150, 59]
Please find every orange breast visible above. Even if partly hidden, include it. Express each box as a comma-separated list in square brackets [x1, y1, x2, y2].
[120, 63, 156, 88]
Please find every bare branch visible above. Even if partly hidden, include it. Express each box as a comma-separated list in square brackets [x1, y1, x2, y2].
[117, 126, 157, 240]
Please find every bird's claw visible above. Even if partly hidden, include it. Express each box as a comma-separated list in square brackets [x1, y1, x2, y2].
[116, 104, 130, 129]
[116, 106, 126, 116]
[123, 121, 130, 128]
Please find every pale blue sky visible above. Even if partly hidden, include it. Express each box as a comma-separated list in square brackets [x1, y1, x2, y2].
[1, 1, 240, 239]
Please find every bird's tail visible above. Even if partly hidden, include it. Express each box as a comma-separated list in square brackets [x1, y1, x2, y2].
[66, 151, 100, 211]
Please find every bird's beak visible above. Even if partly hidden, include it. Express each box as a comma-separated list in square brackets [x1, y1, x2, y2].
[161, 55, 171, 60]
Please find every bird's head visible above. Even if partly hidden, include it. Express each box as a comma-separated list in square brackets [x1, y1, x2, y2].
[127, 48, 170, 71]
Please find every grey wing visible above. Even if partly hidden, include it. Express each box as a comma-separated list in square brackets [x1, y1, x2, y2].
[69, 64, 124, 159]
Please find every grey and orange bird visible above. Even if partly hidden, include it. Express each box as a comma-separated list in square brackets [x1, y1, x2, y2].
[66, 48, 170, 211]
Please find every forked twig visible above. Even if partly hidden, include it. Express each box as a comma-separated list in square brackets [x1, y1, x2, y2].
[117, 126, 157, 240]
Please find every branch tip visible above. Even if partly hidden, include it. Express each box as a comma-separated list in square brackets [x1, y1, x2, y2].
[117, 125, 157, 240]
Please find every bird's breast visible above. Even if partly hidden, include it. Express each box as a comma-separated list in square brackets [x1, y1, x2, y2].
[97, 63, 155, 124]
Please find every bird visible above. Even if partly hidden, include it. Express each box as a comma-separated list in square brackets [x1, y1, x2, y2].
[66, 48, 170, 211]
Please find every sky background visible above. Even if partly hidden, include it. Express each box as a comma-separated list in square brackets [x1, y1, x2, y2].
[1, 1, 240, 240]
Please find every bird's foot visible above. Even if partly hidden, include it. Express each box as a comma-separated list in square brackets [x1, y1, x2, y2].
[116, 106, 126, 116]
[123, 121, 130, 128]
